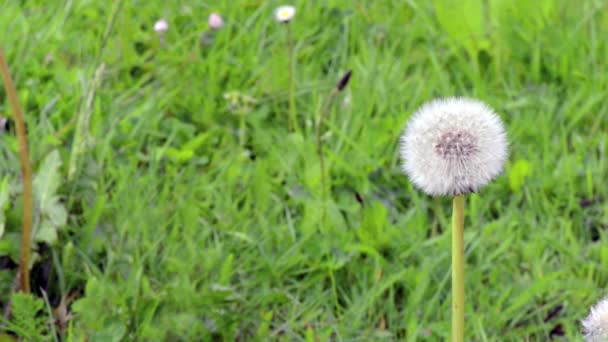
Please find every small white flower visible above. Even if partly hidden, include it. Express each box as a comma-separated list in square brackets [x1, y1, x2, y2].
[275, 5, 295, 23]
[400, 97, 508, 196]
[208, 13, 224, 29]
[583, 297, 608, 342]
[154, 18, 169, 34]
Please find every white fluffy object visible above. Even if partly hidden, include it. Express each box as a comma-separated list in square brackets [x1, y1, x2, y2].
[400, 97, 508, 196]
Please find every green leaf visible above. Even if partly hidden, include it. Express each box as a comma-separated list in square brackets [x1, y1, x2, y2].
[255, 311, 273, 338]
[219, 253, 234, 285]
[433, 0, 487, 54]
[182, 133, 209, 150]
[508, 159, 531, 193]
[89, 320, 126, 342]
[357, 201, 394, 251]
[31, 149, 67, 246]
[305, 326, 315, 342]
[0, 232, 20, 260]
[34, 150, 62, 210]
[34, 220, 58, 245]
[3, 292, 48, 341]
[46, 201, 67, 227]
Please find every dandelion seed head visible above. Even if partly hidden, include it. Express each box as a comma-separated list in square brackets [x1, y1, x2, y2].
[208, 13, 224, 29]
[583, 297, 608, 342]
[154, 18, 169, 33]
[400, 97, 508, 196]
[275, 5, 295, 23]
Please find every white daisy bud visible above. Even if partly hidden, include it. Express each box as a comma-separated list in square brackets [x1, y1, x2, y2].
[275, 5, 295, 23]
[154, 18, 169, 34]
[583, 297, 608, 342]
[208, 13, 224, 29]
[400, 97, 508, 196]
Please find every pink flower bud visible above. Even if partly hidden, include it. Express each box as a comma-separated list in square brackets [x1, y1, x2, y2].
[154, 18, 169, 34]
[208, 13, 224, 29]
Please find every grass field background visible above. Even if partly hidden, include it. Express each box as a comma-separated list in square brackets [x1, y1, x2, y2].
[1, 0, 608, 341]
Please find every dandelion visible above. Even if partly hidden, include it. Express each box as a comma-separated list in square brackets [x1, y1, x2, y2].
[582, 297, 608, 342]
[400, 97, 508, 197]
[399, 97, 508, 342]
[208, 13, 224, 29]
[153, 18, 169, 34]
[275, 5, 296, 23]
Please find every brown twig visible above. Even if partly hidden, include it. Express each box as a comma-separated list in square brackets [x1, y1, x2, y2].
[0, 47, 33, 294]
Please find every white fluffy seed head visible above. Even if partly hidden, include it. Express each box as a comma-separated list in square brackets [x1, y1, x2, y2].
[400, 97, 508, 197]
[583, 297, 608, 342]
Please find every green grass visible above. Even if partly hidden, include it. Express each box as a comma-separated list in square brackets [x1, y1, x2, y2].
[1, 0, 608, 341]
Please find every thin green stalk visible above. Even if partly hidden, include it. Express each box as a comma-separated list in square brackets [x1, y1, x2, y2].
[451, 194, 465, 342]
[316, 88, 338, 213]
[67, 63, 105, 181]
[316, 71, 352, 228]
[239, 114, 246, 149]
[68, 0, 122, 182]
[0, 47, 33, 294]
[286, 24, 298, 134]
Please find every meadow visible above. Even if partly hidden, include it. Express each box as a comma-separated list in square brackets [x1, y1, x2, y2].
[1, 0, 608, 341]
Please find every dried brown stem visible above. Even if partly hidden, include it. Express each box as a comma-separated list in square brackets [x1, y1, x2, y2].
[0, 47, 32, 294]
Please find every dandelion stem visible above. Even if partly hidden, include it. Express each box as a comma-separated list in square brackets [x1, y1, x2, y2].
[0, 47, 33, 294]
[286, 24, 297, 133]
[451, 194, 465, 342]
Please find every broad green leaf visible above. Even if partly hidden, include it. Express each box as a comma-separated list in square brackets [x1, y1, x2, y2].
[89, 320, 126, 342]
[35, 221, 58, 245]
[34, 150, 62, 210]
[433, 0, 487, 54]
[357, 201, 392, 251]
[46, 202, 67, 227]
[0, 232, 19, 259]
[491, 0, 556, 33]
[509, 159, 531, 193]
[32, 149, 67, 246]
